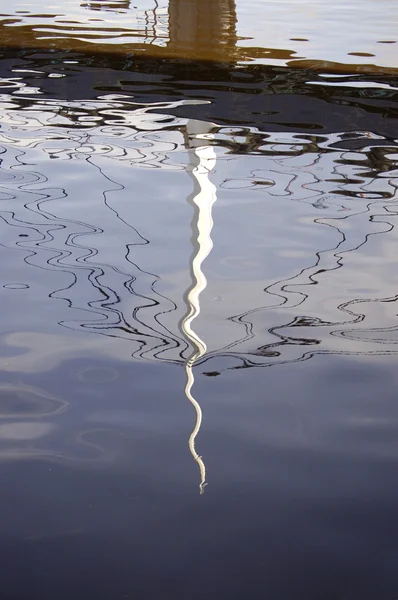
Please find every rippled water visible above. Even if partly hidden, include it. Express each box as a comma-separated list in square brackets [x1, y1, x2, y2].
[0, 1, 398, 599]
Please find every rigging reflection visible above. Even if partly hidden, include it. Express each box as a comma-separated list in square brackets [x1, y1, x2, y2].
[0, 100, 397, 371]
[0, 94, 398, 484]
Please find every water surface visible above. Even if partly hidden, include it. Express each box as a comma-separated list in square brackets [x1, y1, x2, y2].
[0, 1, 398, 599]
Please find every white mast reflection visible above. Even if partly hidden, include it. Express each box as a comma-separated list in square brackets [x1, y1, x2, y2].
[181, 121, 217, 494]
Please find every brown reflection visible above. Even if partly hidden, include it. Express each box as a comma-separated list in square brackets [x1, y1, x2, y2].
[288, 58, 398, 76]
[0, 0, 238, 62]
[168, 0, 237, 60]
[1, 0, 398, 73]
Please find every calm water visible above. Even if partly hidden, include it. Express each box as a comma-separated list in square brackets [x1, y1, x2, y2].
[0, 1, 398, 598]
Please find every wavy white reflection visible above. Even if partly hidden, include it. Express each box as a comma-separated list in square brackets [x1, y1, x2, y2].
[181, 131, 217, 494]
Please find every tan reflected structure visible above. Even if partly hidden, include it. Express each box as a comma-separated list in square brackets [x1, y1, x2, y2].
[180, 120, 217, 494]
[1, 0, 397, 73]
[0, 0, 238, 62]
[168, 0, 237, 61]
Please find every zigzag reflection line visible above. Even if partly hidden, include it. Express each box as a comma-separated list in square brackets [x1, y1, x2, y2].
[181, 141, 217, 494]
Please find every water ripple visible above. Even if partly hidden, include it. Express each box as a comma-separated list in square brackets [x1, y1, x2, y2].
[0, 93, 397, 380]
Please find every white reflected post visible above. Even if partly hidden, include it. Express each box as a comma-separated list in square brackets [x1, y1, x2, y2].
[180, 120, 217, 494]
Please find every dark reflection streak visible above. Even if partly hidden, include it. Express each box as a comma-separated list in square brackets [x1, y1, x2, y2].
[84, 154, 189, 357]
[85, 154, 149, 244]
[1, 97, 398, 375]
[220, 201, 392, 350]
[0, 141, 188, 362]
[195, 134, 398, 369]
[202, 199, 398, 370]
[6, 211, 99, 323]
[26, 194, 112, 327]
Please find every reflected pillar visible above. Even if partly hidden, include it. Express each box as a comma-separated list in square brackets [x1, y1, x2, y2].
[168, 0, 237, 60]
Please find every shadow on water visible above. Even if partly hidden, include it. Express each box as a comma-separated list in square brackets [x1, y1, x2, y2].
[0, 1, 398, 598]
